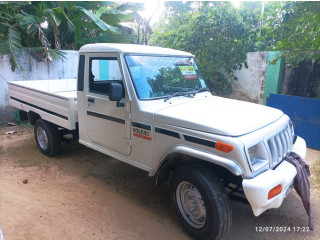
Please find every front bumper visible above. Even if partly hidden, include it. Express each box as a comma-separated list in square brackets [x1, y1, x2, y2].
[242, 136, 306, 216]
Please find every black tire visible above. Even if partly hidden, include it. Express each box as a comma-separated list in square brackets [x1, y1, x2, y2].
[170, 164, 232, 240]
[34, 119, 61, 156]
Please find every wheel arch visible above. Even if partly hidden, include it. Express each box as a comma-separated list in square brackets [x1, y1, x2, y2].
[153, 145, 243, 185]
[28, 111, 41, 125]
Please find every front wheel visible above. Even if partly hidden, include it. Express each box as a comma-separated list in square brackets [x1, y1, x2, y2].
[170, 165, 232, 240]
[34, 119, 61, 156]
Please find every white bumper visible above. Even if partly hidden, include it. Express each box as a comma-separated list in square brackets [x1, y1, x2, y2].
[242, 136, 306, 216]
[291, 136, 307, 159]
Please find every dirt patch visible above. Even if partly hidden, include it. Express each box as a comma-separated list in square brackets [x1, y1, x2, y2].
[0, 126, 319, 240]
[310, 149, 320, 196]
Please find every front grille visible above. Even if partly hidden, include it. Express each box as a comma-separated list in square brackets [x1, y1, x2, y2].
[267, 125, 293, 167]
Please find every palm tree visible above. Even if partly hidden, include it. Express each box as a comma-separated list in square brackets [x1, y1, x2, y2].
[0, 2, 28, 74]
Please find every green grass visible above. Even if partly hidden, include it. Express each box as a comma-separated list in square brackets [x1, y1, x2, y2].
[13, 108, 30, 126]
[0, 119, 3, 126]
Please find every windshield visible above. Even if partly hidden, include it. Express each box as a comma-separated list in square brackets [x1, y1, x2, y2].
[125, 55, 208, 100]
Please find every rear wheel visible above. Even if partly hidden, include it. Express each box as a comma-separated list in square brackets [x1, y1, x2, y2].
[34, 119, 61, 156]
[170, 165, 232, 240]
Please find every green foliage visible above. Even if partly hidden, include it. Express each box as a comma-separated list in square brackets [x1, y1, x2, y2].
[260, 1, 320, 66]
[147, 65, 202, 98]
[207, 72, 232, 97]
[13, 108, 30, 125]
[237, 1, 281, 52]
[75, 6, 121, 33]
[0, 2, 26, 75]
[28, 47, 66, 61]
[152, 1, 320, 95]
[237, 1, 320, 65]
[1, 1, 318, 82]
[151, 2, 251, 96]
[13, 107, 22, 124]
[66, 2, 139, 49]
[147, 67, 182, 98]
[7, 27, 23, 72]
[0, 1, 139, 74]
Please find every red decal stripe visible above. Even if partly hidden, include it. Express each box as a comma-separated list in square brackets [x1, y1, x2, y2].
[133, 133, 152, 141]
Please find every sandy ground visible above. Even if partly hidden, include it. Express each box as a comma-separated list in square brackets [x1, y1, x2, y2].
[0, 125, 319, 240]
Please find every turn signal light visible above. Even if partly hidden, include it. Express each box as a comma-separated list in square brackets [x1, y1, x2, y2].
[216, 142, 234, 153]
[268, 184, 282, 200]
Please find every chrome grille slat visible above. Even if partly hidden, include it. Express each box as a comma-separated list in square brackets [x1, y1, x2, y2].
[268, 138, 277, 164]
[275, 135, 282, 160]
[280, 132, 287, 157]
[267, 125, 293, 167]
[284, 130, 290, 152]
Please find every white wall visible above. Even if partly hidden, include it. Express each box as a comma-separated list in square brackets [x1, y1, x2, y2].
[231, 52, 269, 104]
[0, 49, 78, 109]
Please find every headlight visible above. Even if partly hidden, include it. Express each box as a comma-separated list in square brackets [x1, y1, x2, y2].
[247, 142, 269, 172]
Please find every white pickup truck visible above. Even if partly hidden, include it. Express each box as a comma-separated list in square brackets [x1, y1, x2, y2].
[9, 44, 306, 240]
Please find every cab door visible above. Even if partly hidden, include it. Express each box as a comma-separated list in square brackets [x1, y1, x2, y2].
[84, 53, 131, 155]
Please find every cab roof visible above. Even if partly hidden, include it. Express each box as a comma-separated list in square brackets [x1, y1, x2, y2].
[79, 43, 194, 57]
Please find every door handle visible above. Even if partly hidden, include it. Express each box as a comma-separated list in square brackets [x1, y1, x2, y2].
[88, 97, 95, 103]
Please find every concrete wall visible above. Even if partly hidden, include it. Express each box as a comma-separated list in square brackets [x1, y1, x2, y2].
[0, 49, 78, 109]
[229, 52, 269, 104]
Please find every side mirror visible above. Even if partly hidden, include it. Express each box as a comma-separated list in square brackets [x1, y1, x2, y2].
[109, 82, 123, 102]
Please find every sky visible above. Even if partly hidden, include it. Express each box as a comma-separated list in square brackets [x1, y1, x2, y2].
[137, 0, 242, 26]
[137, 0, 165, 26]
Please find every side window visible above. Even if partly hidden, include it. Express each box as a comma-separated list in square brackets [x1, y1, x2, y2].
[89, 57, 123, 95]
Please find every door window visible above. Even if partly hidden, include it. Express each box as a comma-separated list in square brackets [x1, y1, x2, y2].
[89, 57, 123, 95]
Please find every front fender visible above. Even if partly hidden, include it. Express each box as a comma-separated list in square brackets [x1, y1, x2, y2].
[150, 145, 243, 177]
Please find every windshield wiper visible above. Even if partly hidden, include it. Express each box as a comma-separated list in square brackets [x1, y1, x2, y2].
[191, 87, 210, 96]
[164, 92, 194, 102]
[163, 88, 209, 102]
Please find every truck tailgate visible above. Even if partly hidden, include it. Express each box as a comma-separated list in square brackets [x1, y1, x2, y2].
[8, 79, 78, 130]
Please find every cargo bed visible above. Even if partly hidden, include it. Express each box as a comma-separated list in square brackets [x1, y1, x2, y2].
[8, 79, 78, 130]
